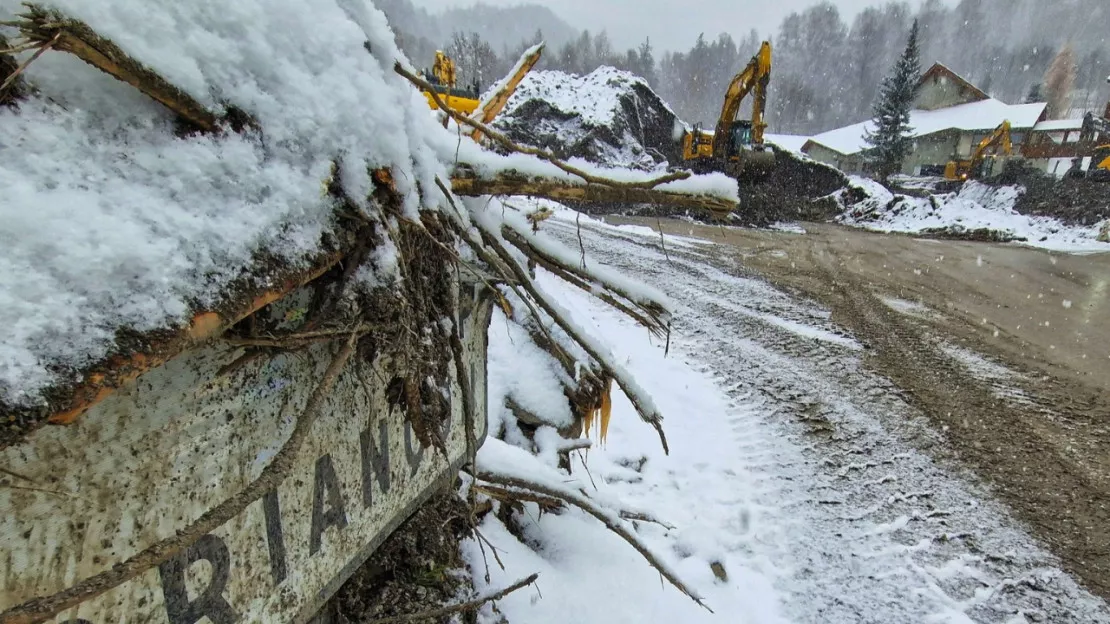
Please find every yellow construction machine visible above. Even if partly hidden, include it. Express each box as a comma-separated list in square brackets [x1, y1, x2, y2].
[944, 120, 1012, 181]
[1091, 143, 1110, 180]
[421, 50, 480, 115]
[420, 44, 544, 137]
[680, 41, 775, 178]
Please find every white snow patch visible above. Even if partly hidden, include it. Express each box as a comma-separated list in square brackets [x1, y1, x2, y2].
[838, 178, 1110, 254]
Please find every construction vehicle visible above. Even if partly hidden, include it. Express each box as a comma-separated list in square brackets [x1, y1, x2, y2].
[680, 41, 775, 179]
[1090, 143, 1110, 180]
[421, 50, 480, 115]
[469, 43, 544, 142]
[420, 44, 544, 140]
[944, 120, 1012, 181]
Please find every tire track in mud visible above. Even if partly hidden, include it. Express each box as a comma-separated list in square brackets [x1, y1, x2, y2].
[796, 247, 1110, 602]
[545, 217, 1110, 623]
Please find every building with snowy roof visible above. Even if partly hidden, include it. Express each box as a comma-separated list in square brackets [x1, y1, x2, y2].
[801, 63, 1049, 176]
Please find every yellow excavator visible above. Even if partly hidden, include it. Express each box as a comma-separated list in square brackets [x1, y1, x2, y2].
[1091, 143, 1110, 180]
[944, 120, 1012, 181]
[420, 44, 544, 140]
[421, 50, 480, 115]
[680, 41, 775, 178]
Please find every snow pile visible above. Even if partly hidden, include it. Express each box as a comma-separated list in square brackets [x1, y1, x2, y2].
[0, 0, 455, 405]
[493, 66, 681, 169]
[837, 177, 1110, 252]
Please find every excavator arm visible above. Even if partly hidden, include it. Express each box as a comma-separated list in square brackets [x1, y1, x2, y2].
[469, 43, 545, 142]
[712, 41, 772, 160]
[945, 120, 1012, 180]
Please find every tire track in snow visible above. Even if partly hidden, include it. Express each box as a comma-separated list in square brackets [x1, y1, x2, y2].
[545, 216, 1110, 624]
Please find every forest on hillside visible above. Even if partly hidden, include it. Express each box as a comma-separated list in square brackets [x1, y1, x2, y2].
[384, 0, 1109, 135]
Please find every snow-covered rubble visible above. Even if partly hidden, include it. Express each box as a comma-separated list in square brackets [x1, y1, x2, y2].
[493, 66, 681, 170]
[837, 177, 1110, 253]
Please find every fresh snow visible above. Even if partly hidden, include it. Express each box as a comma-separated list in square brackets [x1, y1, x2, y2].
[808, 99, 1047, 157]
[503, 66, 676, 131]
[467, 207, 1110, 623]
[765, 133, 810, 154]
[838, 177, 1110, 253]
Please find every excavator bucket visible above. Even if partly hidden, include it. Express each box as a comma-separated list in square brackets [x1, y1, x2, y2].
[728, 145, 776, 180]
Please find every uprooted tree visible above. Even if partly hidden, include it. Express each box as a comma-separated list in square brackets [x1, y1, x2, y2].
[0, 3, 731, 622]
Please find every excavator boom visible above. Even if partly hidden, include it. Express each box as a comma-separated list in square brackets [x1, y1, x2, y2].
[680, 41, 775, 179]
[713, 41, 772, 154]
[469, 42, 545, 142]
[944, 120, 1012, 180]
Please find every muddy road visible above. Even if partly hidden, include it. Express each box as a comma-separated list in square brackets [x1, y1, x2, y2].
[610, 218, 1110, 603]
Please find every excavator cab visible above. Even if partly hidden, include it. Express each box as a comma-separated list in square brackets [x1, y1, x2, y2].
[723, 120, 775, 178]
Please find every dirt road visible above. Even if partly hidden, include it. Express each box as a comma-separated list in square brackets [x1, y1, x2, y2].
[610, 218, 1110, 602]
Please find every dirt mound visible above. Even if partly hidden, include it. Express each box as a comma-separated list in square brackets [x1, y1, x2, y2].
[993, 162, 1110, 226]
[734, 149, 849, 225]
[494, 66, 681, 170]
[917, 226, 1027, 243]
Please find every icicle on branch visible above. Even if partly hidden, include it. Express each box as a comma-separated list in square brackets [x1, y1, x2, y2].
[467, 215, 671, 454]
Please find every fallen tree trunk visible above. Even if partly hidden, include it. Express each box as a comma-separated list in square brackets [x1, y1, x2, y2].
[451, 172, 734, 217]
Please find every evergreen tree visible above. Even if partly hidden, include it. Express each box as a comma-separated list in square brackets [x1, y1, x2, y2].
[864, 19, 920, 180]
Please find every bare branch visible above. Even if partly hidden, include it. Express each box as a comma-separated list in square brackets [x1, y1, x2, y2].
[450, 171, 735, 217]
[478, 472, 709, 612]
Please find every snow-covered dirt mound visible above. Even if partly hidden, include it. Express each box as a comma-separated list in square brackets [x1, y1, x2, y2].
[838, 177, 1110, 252]
[494, 66, 680, 170]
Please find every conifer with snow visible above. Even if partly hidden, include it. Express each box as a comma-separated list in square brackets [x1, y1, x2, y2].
[864, 20, 920, 181]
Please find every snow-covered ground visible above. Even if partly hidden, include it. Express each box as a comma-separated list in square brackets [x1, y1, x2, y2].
[466, 204, 1110, 623]
[838, 177, 1110, 253]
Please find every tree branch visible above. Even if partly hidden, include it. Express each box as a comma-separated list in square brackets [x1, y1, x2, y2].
[478, 472, 709, 612]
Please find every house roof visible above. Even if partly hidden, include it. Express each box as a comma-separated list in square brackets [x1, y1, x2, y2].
[765, 133, 810, 154]
[915, 63, 989, 103]
[803, 99, 1048, 157]
[1032, 118, 1085, 132]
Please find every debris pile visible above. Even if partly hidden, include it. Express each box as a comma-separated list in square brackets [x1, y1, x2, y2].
[493, 66, 682, 170]
[993, 163, 1110, 226]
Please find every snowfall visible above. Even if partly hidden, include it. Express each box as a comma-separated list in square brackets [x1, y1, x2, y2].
[4, 1, 1110, 622]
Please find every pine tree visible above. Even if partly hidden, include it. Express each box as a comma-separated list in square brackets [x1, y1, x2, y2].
[864, 19, 920, 181]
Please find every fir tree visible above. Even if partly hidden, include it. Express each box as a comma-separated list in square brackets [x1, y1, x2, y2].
[864, 19, 920, 180]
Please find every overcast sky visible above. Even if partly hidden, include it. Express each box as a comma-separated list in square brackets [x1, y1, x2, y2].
[413, 0, 957, 52]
